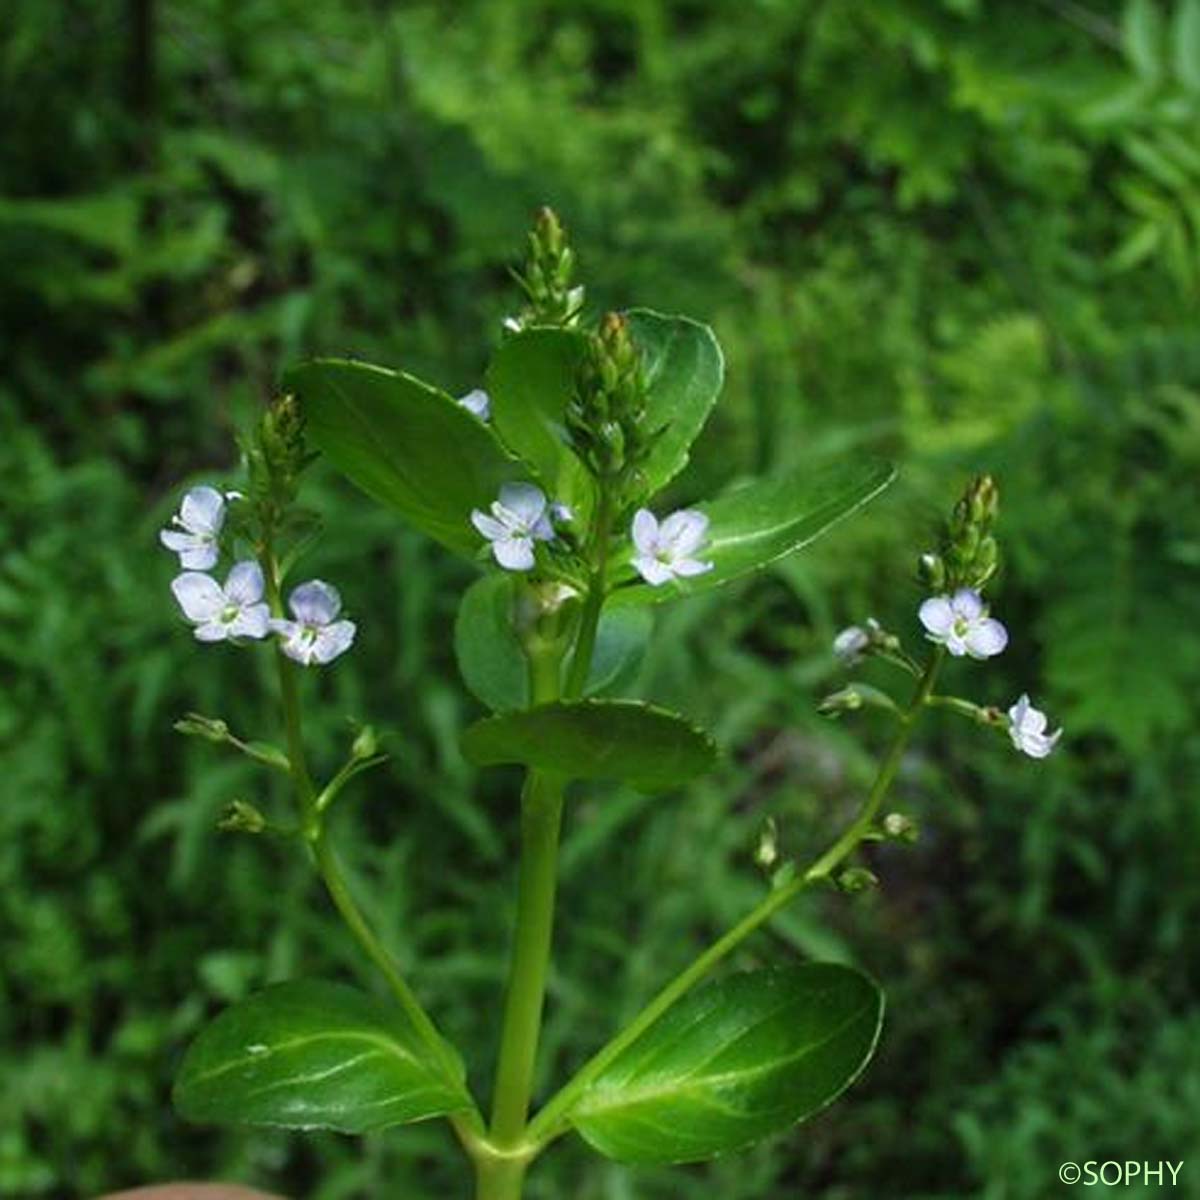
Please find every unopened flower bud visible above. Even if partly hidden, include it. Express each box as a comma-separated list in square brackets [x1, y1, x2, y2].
[818, 686, 864, 717]
[917, 552, 946, 592]
[174, 713, 230, 743]
[882, 812, 919, 843]
[217, 799, 267, 834]
[754, 817, 780, 871]
[351, 725, 379, 760]
[838, 866, 880, 893]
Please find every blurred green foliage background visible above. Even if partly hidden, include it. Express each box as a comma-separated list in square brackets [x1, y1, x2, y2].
[4, 0, 1200, 1196]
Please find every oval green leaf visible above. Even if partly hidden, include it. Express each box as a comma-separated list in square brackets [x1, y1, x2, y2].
[485, 328, 594, 518]
[460, 699, 716, 791]
[569, 964, 883, 1164]
[454, 575, 652, 712]
[173, 979, 472, 1133]
[610, 458, 895, 606]
[629, 309, 724, 496]
[285, 358, 525, 557]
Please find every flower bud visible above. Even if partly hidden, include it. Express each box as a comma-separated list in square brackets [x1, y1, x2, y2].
[174, 712, 230, 743]
[510, 206, 585, 330]
[217, 799, 267, 834]
[882, 812, 919, 843]
[754, 817, 780, 871]
[917, 552, 946, 592]
[351, 725, 379, 761]
[837, 866, 880, 893]
[818, 686, 864, 717]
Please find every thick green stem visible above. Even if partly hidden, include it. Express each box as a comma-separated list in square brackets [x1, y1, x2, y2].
[473, 1154, 528, 1200]
[527, 648, 944, 1146]
[487, 768, 567, 1145]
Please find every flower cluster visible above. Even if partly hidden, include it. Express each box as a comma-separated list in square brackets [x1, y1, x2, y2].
[831, 478, 1061, 762]
[161, 486, 355, 666]
[471, 482, 714, 588]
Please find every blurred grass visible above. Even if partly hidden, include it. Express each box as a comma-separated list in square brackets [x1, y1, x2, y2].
[3, 1, 1200, 1197]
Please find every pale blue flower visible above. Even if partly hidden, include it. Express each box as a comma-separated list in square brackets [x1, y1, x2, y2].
[160, 486, 226, 570]
[631, 508, 713, 586]
[458, 389, 491, 421]
[471, 483, 555, 571]
[172, 561, 270, 643]
[919, 589, 1007, 659]
[1008, 694, 1062, 759]
[270, 580, 357, 666]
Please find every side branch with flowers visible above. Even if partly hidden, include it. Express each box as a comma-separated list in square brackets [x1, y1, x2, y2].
[160, 209, 1060, 1200]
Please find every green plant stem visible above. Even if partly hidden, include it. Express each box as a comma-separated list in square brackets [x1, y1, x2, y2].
[261, 548, 484, 1138]
[474, 1153, 529, 1200]
[486, 767, 567, 1147]
[564, 488, 614, 699]
[526, 648, 944, 1147]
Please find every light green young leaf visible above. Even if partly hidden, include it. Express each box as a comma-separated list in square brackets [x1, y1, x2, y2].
[460, 699, 716, 791]
[611, 459, 894, 606]
[454, 575, 652, 711]
[285, 358, 525, 557]
[173, 980, 472, 1133]
[570, 964, 883, 1164]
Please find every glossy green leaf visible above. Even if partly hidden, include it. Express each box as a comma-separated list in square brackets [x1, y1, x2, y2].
[484, 312, 721, 504]
[460, 699, 716, 791]
[570, 964, 883, 1164]
[611, 458, 894, 606]
[454, 575, 653, 712]
[173, 980, 472, 1133]
[485, 328, 594, 517]
[286, 358, 524, 557]
[628, 309, 724, 495]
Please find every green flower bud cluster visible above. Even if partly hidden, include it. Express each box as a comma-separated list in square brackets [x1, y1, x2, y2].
[567, 312, 662, 500]
[509, 207, 585, 331]
[918, 474, 1000, 592]
[243, 395, 317, 521]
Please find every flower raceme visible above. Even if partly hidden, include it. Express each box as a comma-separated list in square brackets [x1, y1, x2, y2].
[160, 485, 228, 570]
[1007, 694, 1063, 759]
[172, 561, 271, 643]
[472, 483, 556, 571]
[271, 580, 357, 666]
[918, 588, 1007, 659]
[631, 508, 714, 587]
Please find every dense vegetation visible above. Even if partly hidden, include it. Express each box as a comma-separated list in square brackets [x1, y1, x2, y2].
[3, 1, 1199, 1196]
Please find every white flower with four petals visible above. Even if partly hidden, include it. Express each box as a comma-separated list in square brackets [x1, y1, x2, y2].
[171, 561, 271, 643]
[630, 508, 714, 586]
[160, 486, 227, 570]
[471, 483, 556, 571]
[918, 588, 1008, 659]
[270, 580, 357, 666]
[1007, 694, 1062, 759]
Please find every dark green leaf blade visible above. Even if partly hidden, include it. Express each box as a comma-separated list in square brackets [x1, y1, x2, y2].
[485, 328, 594, 517]
[628, 309, 724, 496]
[570, 964, 883, 1164]
[611, 458, 895, 606]
[460, 699, 716, 791]
[286, 358, 524, 557]
[454, 575, 653, 712]
[173, 980, 472, 1133]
